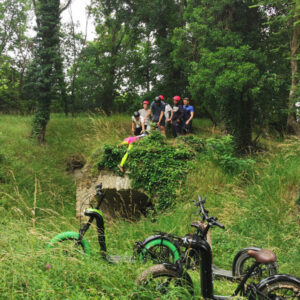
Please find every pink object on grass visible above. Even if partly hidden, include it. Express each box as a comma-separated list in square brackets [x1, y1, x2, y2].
[124, 136, 140, 144]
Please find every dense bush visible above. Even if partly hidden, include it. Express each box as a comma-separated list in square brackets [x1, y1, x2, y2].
[98, 131, 194, 209]
[97, 132, 255, 209]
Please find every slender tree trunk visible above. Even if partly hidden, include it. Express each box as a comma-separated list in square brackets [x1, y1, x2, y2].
[237, 95, 252, 153]
[287, 0, 300, 134]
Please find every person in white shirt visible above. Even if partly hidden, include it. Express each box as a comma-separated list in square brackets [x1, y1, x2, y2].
[164, 101, 172, 129]
[139, 100, 151, 131]
[131, 111, 145, 135]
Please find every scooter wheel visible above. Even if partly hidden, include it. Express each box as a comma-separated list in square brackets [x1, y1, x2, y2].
[136, 264, 194, 296]
[234, 251, 277, 280]
[48, 231, 91, 256]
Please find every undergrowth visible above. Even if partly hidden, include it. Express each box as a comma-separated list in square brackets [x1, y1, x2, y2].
[98, 131, 195, 209]
[97, 132, 256, 209]
[0, 115, 299, 299]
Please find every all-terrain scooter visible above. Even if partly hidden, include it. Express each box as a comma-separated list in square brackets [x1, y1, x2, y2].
[136, 196, 278, 281]
[48, 184, 172, 264]
[136, 197, 300, 299]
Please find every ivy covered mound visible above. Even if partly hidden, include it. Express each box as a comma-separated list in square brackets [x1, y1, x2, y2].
[97, 132, 194, 209]
[97, 132, 255, 210]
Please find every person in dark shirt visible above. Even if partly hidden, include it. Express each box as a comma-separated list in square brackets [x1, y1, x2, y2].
[170, 95, 184, 138]
[145, 95, 166, 135]
[182, 97, 194, 134]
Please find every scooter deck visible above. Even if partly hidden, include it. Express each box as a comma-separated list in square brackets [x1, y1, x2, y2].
[212, 264, 235, 280]
[106, 254, 134, 264]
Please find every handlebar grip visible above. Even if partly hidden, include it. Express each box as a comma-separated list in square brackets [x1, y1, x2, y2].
[215, 221, 225, 229]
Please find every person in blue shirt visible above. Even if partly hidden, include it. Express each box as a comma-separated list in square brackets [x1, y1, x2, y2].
[182, 97, 194, 134]
[144, 95, 166, 135]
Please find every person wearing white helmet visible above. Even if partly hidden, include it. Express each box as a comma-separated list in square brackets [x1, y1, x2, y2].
[131, 111, 145, 136]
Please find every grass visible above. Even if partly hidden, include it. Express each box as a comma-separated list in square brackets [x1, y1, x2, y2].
[0, 113, 299, 299]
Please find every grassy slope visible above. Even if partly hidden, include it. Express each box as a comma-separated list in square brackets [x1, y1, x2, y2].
[0, 114, 299, 299]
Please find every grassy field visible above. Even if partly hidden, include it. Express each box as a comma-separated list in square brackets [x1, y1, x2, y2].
[0, 114, 299, 299]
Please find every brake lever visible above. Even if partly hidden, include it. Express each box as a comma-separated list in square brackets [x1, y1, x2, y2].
[197, 195, 202, 204]
[96, 183, 102, 190]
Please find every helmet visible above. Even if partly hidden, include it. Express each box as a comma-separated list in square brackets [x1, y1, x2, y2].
[154, 96, 161, 102]
[143, 100, 149, 104]
[173, 96, 181, 101]
[133, 111, 140, 117]
[159, 95, 164, 100]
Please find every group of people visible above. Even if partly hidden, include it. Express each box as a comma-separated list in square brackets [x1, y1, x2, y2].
[131, 95, 194, 138]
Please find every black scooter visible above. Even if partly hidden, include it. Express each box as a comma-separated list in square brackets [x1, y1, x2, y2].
[136, 197, 300, 299]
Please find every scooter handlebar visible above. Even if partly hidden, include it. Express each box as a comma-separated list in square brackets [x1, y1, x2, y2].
[210, 218, 225, 230]
[195, 195, 225, 230]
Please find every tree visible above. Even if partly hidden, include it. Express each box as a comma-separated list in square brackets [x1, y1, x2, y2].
[135, 0, 188, 98]
[172, 0, 282, 152]
[0, 0, 32, 113]
[287, 0, 300, 133]
[60, 10, 88, 116]
[74, 0, 141, 114]
[0, 0, 29, 55]
[29, 0, 72, 141]
[256, 0, 300, 134]
[31, 0, 62, 142]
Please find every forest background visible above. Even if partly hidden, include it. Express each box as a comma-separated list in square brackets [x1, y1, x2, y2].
[1, 0, 300, 151]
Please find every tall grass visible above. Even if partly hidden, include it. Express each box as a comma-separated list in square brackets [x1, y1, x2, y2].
[0, 114, 299, 299]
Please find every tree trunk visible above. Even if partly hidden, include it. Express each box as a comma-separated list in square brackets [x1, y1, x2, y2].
[237, 95, 252, 153]
[287, 0, 300, 134]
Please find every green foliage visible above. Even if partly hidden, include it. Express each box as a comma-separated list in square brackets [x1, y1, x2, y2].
[177, 135, 205, 153]
[0, 151, 8, 183]
[98, 132, 256, 209]
[204, 136, 256, 175]
[171, 0, 291, 151]
[180, 134, 255, 174]
[0, 56, 20, 112]
[98, 131, 194, 209]
[97, 144, 127, 174]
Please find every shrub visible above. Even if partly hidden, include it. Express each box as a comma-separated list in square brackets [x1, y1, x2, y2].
[205, 135, 255, 174]
[98, 131, 194, 209]
[97, 133, 255, 209]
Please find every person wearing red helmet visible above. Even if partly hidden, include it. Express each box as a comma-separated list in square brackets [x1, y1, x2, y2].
[139, 100, 150, 131]
[170, 96, 184, 138]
